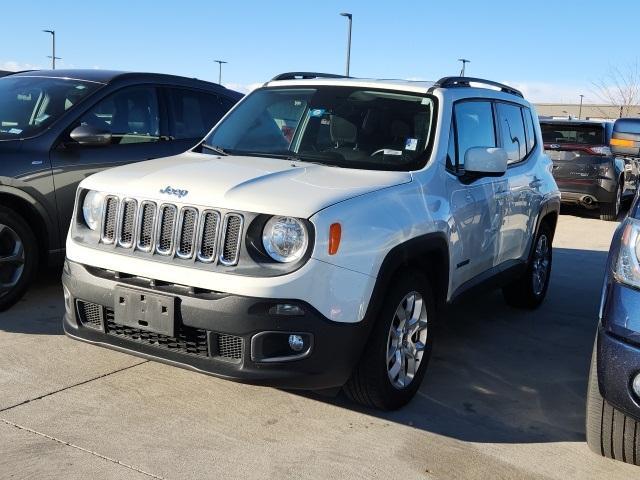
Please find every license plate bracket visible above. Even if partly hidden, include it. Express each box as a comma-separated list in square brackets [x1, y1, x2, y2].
[113, 286, 175, 337]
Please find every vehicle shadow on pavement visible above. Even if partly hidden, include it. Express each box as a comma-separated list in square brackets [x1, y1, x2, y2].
[318, 246, 609, 444]
[0, 267, 64, 335]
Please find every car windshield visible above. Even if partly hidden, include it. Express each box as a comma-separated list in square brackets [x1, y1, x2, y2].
[203, 86, 435, 170]
[0, 76, 102, 140]
[541, 123, 605, 145]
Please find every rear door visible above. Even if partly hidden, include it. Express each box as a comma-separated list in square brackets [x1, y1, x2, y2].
[50, 84, 172, 241]
[164, 87, 236, 154]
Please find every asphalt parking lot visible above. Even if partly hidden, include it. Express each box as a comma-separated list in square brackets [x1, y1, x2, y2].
[1, 210, 639, 480]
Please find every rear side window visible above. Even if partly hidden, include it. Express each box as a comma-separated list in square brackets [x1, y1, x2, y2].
[496, 103, 526, 164]
[167, 88, 232, 140]
[453, 101, 496, 167]
[541, 123, 604, 145]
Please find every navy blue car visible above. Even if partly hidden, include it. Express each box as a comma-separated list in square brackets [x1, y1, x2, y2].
[587, 117, 640, 465]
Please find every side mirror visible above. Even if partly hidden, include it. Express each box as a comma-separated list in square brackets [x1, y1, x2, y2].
[611, 118, 640, 158]
[464, 147, 508, 176]
[69, 125, 112, 146]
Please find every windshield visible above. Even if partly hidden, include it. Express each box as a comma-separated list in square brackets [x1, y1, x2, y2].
[541, 123, 605, 145]
[203, 86, 435, 170]
[0, 76, 102, 140]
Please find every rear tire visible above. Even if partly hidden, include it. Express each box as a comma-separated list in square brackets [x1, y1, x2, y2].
[344, 269, 435, 410]
[586, 340, 640, 465]
[0, 206, 38, 311]
[502, 222, 552, 309]
[600, 181, 622, 221]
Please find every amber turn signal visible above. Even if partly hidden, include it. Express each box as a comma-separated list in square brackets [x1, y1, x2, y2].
[611, 138, 635, 147]
[329, 223, 341, 255]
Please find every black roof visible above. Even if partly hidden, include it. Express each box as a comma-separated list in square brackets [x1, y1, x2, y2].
[7, 69, 242, 98]
[0, 70, 14, 78]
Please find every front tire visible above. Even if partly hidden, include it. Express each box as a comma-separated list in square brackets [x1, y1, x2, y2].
[344, 269, 435, 410]
[502, 223, 552, 309]
[0, 206, 38, 311]
[586, 340, 640, 465]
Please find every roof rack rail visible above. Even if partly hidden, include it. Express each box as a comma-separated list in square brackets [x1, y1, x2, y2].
[270, 72, 347, 81]
[431, 76, 523, 98]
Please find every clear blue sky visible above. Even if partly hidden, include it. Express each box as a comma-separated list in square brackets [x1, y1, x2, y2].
[2, 0, 639, 103]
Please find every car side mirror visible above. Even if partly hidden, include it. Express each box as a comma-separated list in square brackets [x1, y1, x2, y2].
[69, 125, 112, 146]
[611, 118, 640, 158]
[464, 147, 508, 177]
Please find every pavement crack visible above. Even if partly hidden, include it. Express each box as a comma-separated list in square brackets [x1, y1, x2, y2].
[0, 360, 148, 413]
[1, 418, 166, 479]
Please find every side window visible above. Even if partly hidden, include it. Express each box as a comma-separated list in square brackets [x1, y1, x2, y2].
[496, 103, 526, 164]
[522, 107, 536, 154]
[168, 88, 230, 140]
[78, 86, 160, 145]
[453, 101, 495, 167]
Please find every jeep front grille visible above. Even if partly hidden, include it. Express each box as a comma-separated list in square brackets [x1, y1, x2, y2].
[97, 195, 243, 266]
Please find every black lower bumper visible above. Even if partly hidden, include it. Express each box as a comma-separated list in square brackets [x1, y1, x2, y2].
[62, 260, 372, 390]
[556, 179, 617, 206]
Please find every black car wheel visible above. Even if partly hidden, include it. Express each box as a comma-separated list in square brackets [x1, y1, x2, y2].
[600, 180, 622, 221]
[0, 206, 38, 311]
[586, 340, 640, 465]
[502, 222, 552, 309]
[344, 269, 435, 410]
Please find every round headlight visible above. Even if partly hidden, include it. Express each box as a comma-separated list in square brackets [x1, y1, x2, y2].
[262, 216, 308, 263]
[82, 190, 105, 231]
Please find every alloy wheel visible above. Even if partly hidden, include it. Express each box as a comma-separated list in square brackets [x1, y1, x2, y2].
[0, 224, 26, 298]
[386, 291, 428, 389]
[532, 234, 550, 296]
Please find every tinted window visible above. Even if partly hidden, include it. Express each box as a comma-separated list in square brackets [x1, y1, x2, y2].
[454, 101, 495, 167]
[0, 76, 100, 140]
[541, 123, 604, 145]
[497, 103, 526, 163]
[523, 107, 536, 153]
[168, 89, 231, 140]
[79, 86, 159, 144]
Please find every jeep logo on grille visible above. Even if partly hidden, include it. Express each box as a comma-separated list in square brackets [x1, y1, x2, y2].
[159, 186, 189, 198]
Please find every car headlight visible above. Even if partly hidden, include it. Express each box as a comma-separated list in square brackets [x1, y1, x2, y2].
[615, 218, 640, 288]
[82, 190, 105, 231]
[262, 216, 308, 263]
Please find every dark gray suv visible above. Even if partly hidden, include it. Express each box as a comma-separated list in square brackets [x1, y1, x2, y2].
[0, 69, 241, 310]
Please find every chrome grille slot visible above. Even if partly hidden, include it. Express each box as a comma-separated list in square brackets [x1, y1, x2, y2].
[117, 198, 137, 248]
[219, 214, 243, 266]
[197, 210, 220, 263]
[136, 201, 156, 252]
[101, 196, 119, 244]
[176, 207, 198, 259]
[156, 204, 177, 255]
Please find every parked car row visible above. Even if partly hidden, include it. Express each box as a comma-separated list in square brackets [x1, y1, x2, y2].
[0, 69, 242, 310]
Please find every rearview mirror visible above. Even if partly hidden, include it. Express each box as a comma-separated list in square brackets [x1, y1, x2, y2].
[464, 147, 508, 176]
[611, 118, 640, 158]
[69, 125, 112, 146]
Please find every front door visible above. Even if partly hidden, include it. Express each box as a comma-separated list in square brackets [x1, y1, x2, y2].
[49, 85, 171, 242]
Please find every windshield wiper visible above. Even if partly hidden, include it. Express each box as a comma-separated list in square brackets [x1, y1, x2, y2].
[201, 143, 228, 155]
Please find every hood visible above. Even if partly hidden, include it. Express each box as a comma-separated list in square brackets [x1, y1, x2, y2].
[80, 151, 412, 218]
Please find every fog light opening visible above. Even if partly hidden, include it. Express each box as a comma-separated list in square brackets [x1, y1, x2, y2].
[632, 372, 640, 398]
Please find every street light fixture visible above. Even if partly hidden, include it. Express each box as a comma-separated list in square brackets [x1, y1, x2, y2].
[458, 58, 470, 77]
[340, 12, 352, 77]
[42, 29, 61, 69]
[214, 60, 228, 85]
[578, 94, 585, 120]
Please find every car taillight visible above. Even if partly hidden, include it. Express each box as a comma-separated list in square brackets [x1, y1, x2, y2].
[587, 145, 611, 156]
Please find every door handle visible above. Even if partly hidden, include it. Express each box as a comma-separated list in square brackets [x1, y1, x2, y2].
[529, 179, 542, 188]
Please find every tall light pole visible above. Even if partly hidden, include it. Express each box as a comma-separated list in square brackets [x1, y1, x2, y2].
[214, 60, 227, 84]
[578, 94, 585, 120]
[458, 58, 470, 77]
[340, 12, 352, 77]
[42, 29, 60, 69]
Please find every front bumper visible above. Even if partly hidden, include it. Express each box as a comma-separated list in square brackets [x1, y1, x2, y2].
[598, 281, 640, 421]
[62, 260, 372, 390]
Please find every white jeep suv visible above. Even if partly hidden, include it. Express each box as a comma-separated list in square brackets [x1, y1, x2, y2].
[63, 73, 560, 409]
